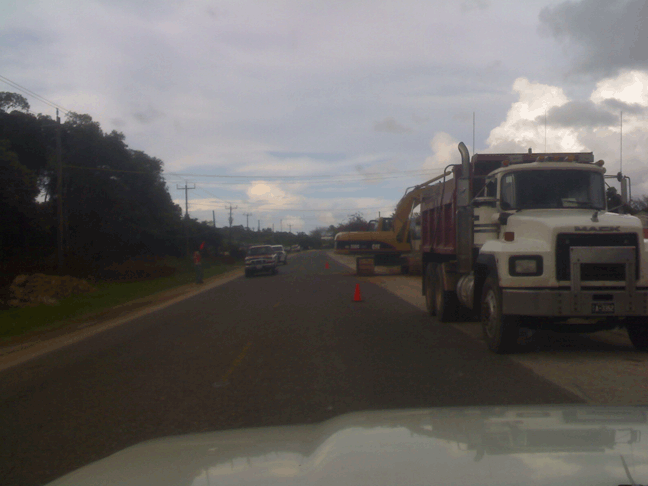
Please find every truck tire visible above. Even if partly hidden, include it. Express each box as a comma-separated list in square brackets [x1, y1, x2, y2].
[481, 276, 519, 353]
[626, 319, 648, 351]
[245, 269, 252, 278]
[424, 264, 436, 316]
[435, 265, 459, 323]
[272, 267, 278, 275]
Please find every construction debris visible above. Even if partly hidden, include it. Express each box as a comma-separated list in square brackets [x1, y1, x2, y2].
[7, 273, 96, 307]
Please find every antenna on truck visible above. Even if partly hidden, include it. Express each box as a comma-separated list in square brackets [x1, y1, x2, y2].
[620, 110, 623, 174]
[473, 112, 475, 156]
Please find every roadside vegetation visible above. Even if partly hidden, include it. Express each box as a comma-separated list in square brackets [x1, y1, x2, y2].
[0, 256, 241, 340]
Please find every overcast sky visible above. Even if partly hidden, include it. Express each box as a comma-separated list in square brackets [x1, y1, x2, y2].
[2, 0, 648, 232]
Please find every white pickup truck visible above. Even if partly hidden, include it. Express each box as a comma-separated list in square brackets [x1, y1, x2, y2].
[244, 245, 278, 277]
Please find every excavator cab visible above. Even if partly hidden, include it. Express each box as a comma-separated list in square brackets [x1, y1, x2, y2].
[368, 218, 393, 232]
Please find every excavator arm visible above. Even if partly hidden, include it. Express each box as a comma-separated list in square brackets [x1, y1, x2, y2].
[393, 171, 453, 243]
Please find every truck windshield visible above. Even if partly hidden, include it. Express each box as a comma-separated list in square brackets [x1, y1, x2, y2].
[500, 170, 605, 210]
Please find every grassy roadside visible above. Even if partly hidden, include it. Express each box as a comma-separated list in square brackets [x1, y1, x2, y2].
[0, 261, 242, 341]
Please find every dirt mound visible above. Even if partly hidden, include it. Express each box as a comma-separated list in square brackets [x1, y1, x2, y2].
[101, 258, 177, 282]
[7, 274, 96, 307]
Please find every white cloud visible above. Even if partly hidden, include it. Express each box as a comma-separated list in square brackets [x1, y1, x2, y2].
[423, 132, 460, 170]
[485, 72, 648, 197]
[486, 77, 581, 153]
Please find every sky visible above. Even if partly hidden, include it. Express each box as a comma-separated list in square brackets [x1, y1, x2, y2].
[2, 0, 648, 233]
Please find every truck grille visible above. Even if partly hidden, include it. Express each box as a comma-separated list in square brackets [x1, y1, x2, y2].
[556, 233, 639, 281]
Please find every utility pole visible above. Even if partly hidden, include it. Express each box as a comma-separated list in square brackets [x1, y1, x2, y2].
[212, 210, 216, 228]
[176, 183, 196, 219]
[177, 183, 195, 257]
[272, 223, 274, 232]
[289, 224, 292, 233]
[258, 220, 260, 232]
[56, 108, 63, 271]
[243, 212, 252, 230]
[280, 219, 283, 232]
[225, 204, 237, 246]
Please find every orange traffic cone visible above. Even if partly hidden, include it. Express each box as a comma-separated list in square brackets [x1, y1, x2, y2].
[325, 262, 330, 269]
[353, 283, 363, 302]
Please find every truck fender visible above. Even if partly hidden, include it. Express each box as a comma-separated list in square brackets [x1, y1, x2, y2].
[474, 254, 498, 312]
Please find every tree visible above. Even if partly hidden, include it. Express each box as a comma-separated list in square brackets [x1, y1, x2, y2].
[0, 141, 40, 256]
[337, 212, 372, 232]
[0, 92, 29, 112]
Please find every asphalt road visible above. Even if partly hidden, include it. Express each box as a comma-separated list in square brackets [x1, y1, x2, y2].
[1, 250, 581, 486]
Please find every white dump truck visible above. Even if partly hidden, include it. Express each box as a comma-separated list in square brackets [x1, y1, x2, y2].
[421, 142, 648, 353]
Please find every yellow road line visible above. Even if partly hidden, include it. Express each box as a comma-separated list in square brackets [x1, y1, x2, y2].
[217, 341, 252, 385]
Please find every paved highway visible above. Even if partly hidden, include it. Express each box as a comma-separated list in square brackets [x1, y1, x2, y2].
[1, 250, 580, 486]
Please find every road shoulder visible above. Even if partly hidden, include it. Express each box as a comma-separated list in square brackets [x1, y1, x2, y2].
[0, 267, 243, 372]
[326, 250, 648, 405]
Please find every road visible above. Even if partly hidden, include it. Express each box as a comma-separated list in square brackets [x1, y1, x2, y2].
[2, 250, 581, 486]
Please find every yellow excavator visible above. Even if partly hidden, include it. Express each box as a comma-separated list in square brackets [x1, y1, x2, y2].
[334, 171, 451, 265]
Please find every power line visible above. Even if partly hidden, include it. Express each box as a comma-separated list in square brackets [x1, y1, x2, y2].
[64, 165, 148, 174]
[0, 74, 71, 113]
[164, 168, 434, 180]
[172, 174, 429, 185]
[187, 203, 395, 212]
[64, 166, 433, 185]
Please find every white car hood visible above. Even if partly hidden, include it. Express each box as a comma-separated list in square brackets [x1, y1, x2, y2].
[47, 405, 648, 486]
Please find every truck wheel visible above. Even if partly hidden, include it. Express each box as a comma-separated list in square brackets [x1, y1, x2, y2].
[626, 319, 648, 351]
[272, 267, 278, 275]
[245, 269, 252, 278]
[481, 276, 519, 353]
[424, 264, 436, 316]
[435, 265, 459, 322]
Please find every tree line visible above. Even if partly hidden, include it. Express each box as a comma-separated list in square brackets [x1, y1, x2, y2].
[0, 92, 221, 279]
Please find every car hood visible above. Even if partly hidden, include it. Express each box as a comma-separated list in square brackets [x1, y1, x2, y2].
[46, 405, 648, 486]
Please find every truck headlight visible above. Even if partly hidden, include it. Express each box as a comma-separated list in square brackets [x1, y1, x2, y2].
[509, 256, 543, 276]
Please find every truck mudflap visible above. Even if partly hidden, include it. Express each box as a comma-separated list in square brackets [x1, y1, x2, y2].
[502, 288, 648, 317]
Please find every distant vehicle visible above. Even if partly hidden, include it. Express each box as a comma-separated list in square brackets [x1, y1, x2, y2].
[272, 245, 288, 265]
[244, 245, 278, 277]
[291, 245, 301, 252]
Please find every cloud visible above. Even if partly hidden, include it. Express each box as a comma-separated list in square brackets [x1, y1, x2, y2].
[542, 100, 617, 128]
[246, 181, 295, 206]
[423, 132, 461, 170]
[132, 106, 164, 124]
[486, 71, 648, 196]
[373, 117, 413, 134]
[486, 77, 578, 153]
[538, 0, 648, 77]
[461, 0, 489, 13]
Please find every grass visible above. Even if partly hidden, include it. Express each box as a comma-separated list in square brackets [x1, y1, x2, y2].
[0, 260, 242, 341]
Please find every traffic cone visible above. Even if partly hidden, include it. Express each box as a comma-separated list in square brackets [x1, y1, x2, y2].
[325, 262, 330, 269]
[353, 283, 363, 302]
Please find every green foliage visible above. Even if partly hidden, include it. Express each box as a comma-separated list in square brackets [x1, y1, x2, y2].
[336, 212, 371, 232]
[0, 92, 222, 275]
[0, 141, 41, 257]
[0, 259, 240, 339]
[0, 92, 30, 112]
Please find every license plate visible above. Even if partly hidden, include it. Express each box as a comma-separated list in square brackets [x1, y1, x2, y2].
[592, 303, 615, 314]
